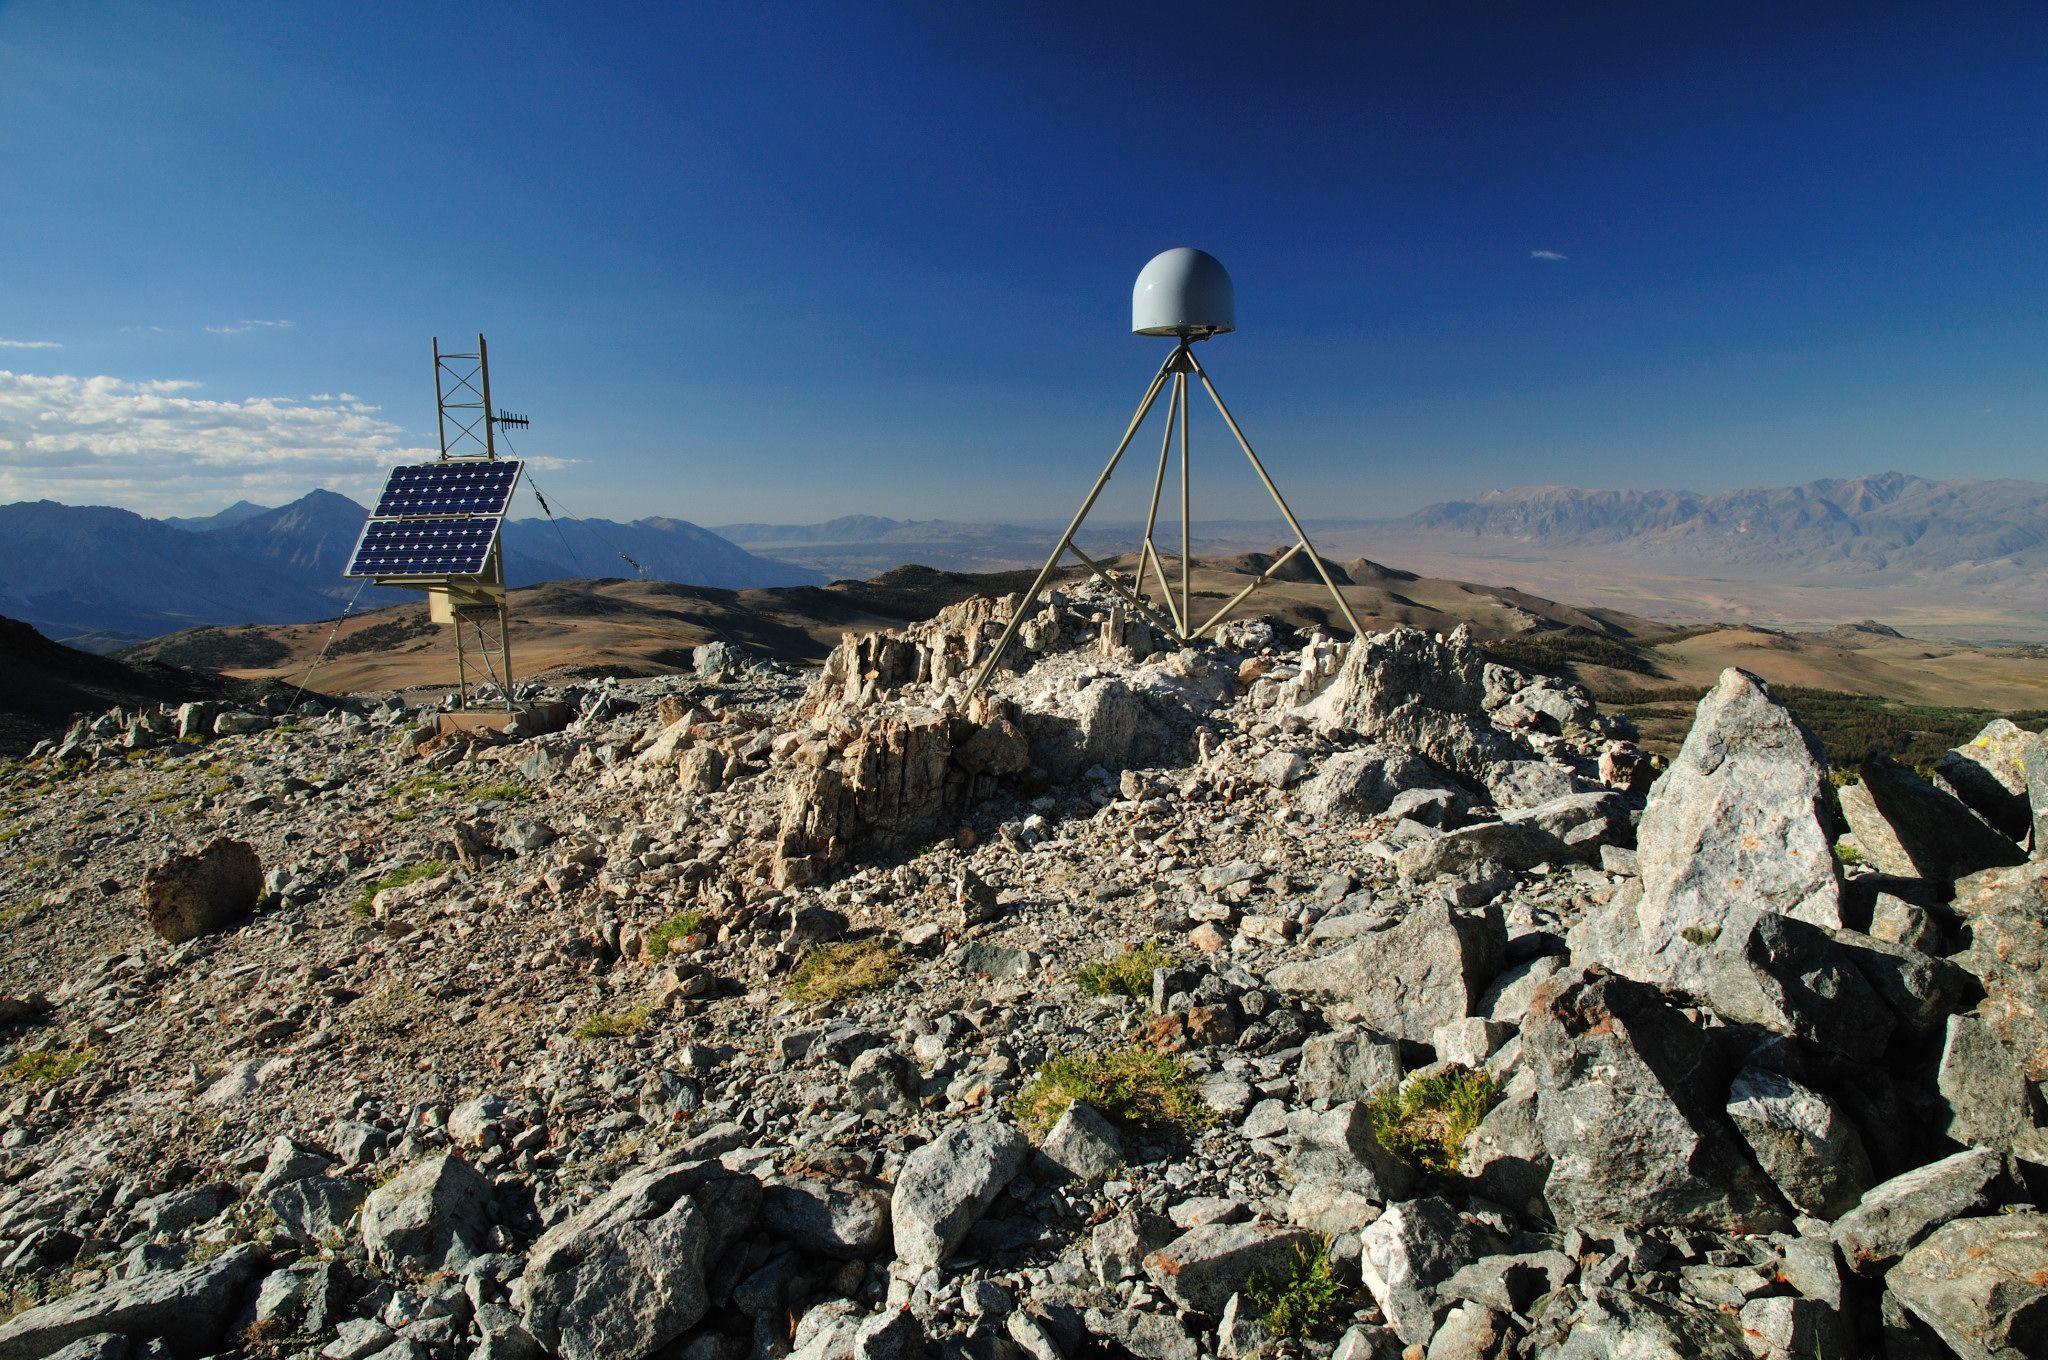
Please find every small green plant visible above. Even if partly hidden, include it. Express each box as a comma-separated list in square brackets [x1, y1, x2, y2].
[1011, 1046, 1213, 1136]
[0, 899, 40, 927]
[1366, 1066, 1500, 1175]
[19, 856, 48, 875]
[642, 909, 707, 961]
[1833, 841, 1866, 866]
[392, 770, 461, 801]
[1074, 942, 1177, 1000]
[784, 939, 900, 1006]
[1680, 924, 1722, 946]
[0, 824, 22, 844]
[1245, 1241, 1345, 1338]
[349, 861, 445, 917]
[465, 780, 534, 804]
[575, 1006, 651, 1040]
[7, 1046, 94, 1088]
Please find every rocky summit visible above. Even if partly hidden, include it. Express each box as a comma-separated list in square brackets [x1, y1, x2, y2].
[1, 584, 2045, 1360]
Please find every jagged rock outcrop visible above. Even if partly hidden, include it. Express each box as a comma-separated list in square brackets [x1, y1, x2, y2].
[1931, 717, 2040, 844]
[1884, 1212, 2048, 1359]
[1939, 858, 2048, 1164]
[1289, 625, 1521, 780]
[1839, 758, 2026, 885]
[773, 698, 1028, 886]
[1521, 971, 1790, 1234]
[1630, 668, 1844, 939]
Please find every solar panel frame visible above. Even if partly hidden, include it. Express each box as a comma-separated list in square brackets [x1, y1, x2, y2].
[371, 459, 524, 519]
[344, 516, 504, 578]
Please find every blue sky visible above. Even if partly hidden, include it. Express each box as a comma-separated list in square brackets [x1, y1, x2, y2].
[1, 2, 2044, 522]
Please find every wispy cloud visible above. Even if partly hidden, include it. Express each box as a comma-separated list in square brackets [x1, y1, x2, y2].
[1530, 249, 1568, 261]
[0, 369, 574, 515]
[0, 338, 62, 350]
[204, 319, 295, 336]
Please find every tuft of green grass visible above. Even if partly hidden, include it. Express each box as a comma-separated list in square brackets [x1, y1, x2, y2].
[642, 909, 707, 962]
[1833, 841, 1866, 866]
[7, 1046, 94, 1088]
[1680, 924, 1722, 946]
[350, 862, 445, 918]
[1074, 942, 1177, 1000]
[1245, 1241, 1345, 1338]
[19, 856, 48, 875]
[0, 899, 41, 927]
[784, 939, 900, 1006]
[575, 1006, 651, 1040]
[465, 780, 534, 804]
[1366, 1066, 1501, 1176]
[1011, 1046, 1214, 1137]
[392, 770, 461, 801]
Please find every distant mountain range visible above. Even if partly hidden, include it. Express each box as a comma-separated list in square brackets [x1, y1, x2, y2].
[1392, 472, 2048, 575]
[718, 472, 2048, 581]
[0, 492, 824, 647]
[10, 471, 2044, 650]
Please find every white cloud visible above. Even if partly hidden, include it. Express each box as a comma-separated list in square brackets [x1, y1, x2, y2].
[0, 339, 61, 349]
[1530, 249, 1568, 261]
[204, 319, 295, 336]
[0, 369, 576, 516]
[0, 368, 431, 514]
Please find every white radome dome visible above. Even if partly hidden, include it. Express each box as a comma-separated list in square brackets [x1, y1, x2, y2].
[1132, 247, 1235, 337]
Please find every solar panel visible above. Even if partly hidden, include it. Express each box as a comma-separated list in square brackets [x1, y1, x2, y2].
[372, 459, 523, 518]
[345, 517, 502, 577]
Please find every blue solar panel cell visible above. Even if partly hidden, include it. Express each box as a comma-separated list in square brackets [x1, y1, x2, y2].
[345, 517, 502, 577]
[372, 460, 523, 518]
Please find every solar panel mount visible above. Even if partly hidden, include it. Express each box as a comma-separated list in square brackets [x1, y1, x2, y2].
[345, 458, 523, 579]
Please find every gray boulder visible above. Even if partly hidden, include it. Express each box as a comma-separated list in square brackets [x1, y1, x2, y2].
[1296, 745, 1462, 823]
[1885, 1212, 2047, 1360]
[140, 837, 262, 944]
[1394, 820, 1567, 880]
[1268, 900, 1504, 1042]
[1940, 859, 2048, 1164]
[1933, 719, 2038, 843]
[1287, 1101, 1416, 1203]
[1295, 1025, 1403, 1106]
[853, 1307, 926, 1360]
[1631, 669, 1843, 944]
[1440, 1250, 1575, 1317]
[1142, 1221, 1314, 1317]
[1457, 1079, 1551, 1220]
[1725, 1065, 1873, 1220]
[760, 1178, 892, 1258]
[1527, 1286, 1750, 1359]
[1037, 1102, 1124, 1183]
[890, 1120, 1028, 1269]
[1832, 1147, 2007, 1276]
[516, 1162, 753, 1360]
[1574, 892, 1896, 1062]
[1522, 971, 1789, 1234]
[0, 1243, 263, 1359]
[360, 1154, 493, 1274]
[267, 1175, 366, 1246]
[1357, 1198, 1503, 1346]
[1839, 760, 2024, 883]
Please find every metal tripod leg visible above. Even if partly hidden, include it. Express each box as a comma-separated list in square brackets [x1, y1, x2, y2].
[1186, 348, 1365, 638]
[968, 349, 1178, 696]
